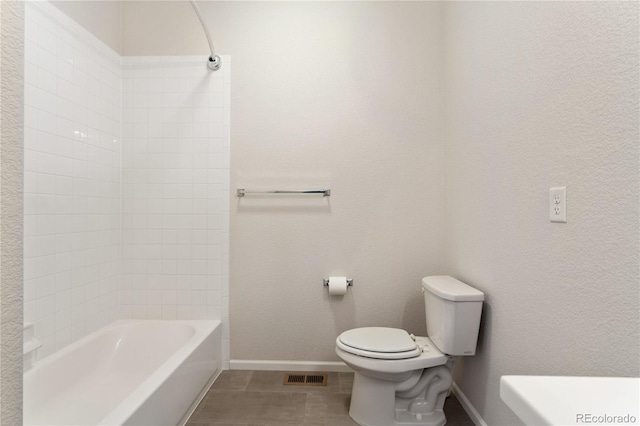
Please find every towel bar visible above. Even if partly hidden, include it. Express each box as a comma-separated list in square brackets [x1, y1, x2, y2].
[237, 189, 331, 197]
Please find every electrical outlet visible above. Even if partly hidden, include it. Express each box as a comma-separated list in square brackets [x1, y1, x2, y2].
[549, 187, 566, 223]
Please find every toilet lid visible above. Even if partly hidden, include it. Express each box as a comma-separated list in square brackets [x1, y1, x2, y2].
[337, 327, 421, 360]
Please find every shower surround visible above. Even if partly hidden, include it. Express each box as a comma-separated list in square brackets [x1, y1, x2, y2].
[23, 0, 230, 366]
[120, 57, 230, 333]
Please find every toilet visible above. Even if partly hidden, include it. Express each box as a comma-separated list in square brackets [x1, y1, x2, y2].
[335, 276, 484, 426]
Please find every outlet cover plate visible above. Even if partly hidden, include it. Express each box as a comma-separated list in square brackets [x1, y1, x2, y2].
[549, 186, 567, 223]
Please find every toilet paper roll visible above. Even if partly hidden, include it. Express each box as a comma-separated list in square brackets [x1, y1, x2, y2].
[328, 276, 348, 296]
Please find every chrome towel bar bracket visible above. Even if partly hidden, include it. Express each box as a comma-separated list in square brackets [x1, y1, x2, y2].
[237, 189, 331, 197]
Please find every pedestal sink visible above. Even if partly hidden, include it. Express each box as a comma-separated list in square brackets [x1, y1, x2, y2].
[500, 375, 639, 425]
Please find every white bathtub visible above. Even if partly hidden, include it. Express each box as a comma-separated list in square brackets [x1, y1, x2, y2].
[24, 320, 221, 426]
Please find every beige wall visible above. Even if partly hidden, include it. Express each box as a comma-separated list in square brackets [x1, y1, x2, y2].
[0, 0, 25, 424]
[442, 2, 639, 424]
[123, 1, 445, 361]
[32, 3, 640, 424]
[50, 0, 122, 53]
[122, 0, 206, 56]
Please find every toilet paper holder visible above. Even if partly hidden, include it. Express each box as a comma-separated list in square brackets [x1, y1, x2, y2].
[323, 278, 353, 287]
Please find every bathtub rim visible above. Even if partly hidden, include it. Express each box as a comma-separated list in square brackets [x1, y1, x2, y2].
[24, 319, 222, 426]
[102, 319, 221, 425]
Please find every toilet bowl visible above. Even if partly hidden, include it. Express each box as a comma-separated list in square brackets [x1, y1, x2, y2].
[336, 328, 452, 426]
[335, 276, 484, 426]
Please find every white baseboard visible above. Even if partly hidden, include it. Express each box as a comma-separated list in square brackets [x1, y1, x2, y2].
[452, 382, 488, 426]
[229, 359, 352, 373]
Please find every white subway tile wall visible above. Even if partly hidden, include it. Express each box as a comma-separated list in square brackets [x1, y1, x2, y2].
[24, 1, 231, 367]
[120, 57, 230, 366]
[23, 1, 122, 360]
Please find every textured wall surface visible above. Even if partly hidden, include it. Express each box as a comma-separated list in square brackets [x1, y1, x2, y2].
[228, 2, 443, 362]
[123, 1, 445, 362]
[0, 0, 24, 424]
[443, 2, 639, 425]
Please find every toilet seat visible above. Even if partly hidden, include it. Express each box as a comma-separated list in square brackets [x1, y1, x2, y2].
[337, 327, 422, 360]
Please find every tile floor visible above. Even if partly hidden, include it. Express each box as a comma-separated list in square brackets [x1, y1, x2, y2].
[186, 370, 475, 425]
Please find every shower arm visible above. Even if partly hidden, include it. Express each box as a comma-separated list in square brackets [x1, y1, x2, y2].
[189, 0, 222, 71]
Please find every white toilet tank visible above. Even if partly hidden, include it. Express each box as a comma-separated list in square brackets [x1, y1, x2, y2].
[422, 276, 484, 356]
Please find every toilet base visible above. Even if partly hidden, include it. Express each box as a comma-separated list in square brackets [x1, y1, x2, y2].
[348, 371, 448, 426]
[392, 408, 446, 426]
[350, 404, 446, 426]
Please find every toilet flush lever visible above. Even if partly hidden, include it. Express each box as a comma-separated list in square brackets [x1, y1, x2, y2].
[410, 334, 416, 341]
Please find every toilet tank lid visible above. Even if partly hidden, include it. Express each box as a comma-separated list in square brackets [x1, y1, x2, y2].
[422, 276, 485, 302]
